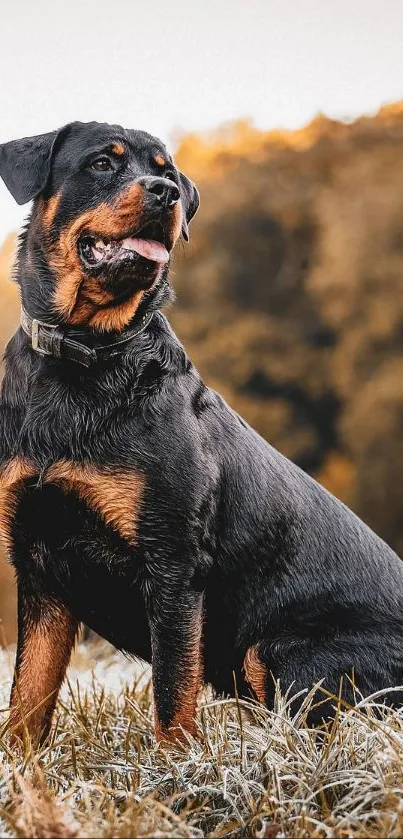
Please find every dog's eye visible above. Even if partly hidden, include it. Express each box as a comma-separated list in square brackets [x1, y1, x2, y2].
[165, 171, 177, 182]
[90, 156, 113, 172]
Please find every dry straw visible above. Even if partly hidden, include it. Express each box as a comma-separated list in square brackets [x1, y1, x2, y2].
[1, 640, 403, 837]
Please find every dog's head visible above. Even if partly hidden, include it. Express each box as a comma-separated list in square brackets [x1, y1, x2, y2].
[0, 121, 199, 332]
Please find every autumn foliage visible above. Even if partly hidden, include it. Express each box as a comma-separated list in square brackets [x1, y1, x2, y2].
[1, 103, 403, 640]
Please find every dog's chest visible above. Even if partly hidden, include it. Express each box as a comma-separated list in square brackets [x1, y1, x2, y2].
[0, 456, 145, 552]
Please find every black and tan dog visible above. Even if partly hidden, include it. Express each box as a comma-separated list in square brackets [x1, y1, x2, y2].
[1, 121, 403, 748]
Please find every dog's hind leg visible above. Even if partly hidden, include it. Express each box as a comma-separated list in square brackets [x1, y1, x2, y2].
[243, 640, 350, 723]
[243, 635, 403, 726]
[9, 584, 78, 748]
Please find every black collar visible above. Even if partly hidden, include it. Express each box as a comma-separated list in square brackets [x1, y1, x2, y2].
[20, 307, 154, 368]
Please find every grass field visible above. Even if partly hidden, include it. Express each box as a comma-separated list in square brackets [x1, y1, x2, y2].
[1, 639, 403, 838]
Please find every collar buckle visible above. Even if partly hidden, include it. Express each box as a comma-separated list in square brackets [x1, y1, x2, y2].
[31, 318, 53, 355]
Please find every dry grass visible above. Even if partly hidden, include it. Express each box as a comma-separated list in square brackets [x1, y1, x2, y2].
[1, 641, 403, 837]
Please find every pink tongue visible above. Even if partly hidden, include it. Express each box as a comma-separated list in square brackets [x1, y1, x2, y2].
[121, 236, 169, 263]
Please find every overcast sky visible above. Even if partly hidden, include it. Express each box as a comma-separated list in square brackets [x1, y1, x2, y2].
[0, 0, 402, 240]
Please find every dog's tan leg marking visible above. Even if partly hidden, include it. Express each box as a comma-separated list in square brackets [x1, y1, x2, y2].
[153, 607, 204, 745]
[9, 602, 78, 747]
[244, 644, 267, 704]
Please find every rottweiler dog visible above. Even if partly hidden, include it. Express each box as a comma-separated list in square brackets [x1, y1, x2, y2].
[1, 121, 403, 748]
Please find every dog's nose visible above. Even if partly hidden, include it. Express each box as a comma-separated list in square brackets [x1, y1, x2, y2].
[141, 176, 180, 208]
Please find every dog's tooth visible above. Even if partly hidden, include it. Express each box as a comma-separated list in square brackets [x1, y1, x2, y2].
[91, 245, 105, 261]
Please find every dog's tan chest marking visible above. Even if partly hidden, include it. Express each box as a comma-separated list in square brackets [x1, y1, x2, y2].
[0, 458, 37, 550]
[45, 461, 145, 544]
[0, 458, 145, 550]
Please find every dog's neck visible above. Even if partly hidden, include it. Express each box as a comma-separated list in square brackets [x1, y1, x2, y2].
[3, 310, 190, 465]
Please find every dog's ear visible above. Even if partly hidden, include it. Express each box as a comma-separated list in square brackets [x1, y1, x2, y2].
[178, 172, 200, 242]
[0, 125, 69, 205]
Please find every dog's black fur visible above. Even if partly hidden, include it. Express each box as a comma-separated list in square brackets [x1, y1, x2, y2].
[1, 120, 403, 746]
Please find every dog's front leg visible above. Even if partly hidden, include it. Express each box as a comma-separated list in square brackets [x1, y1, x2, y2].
[147, 579, 204, 745]
[9, 586, 78, 748]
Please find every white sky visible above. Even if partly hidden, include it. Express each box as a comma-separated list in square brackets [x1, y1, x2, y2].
[0, 0, 403, 240]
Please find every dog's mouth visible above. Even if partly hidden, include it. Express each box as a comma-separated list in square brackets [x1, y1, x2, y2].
[78, 221, 170, 270]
